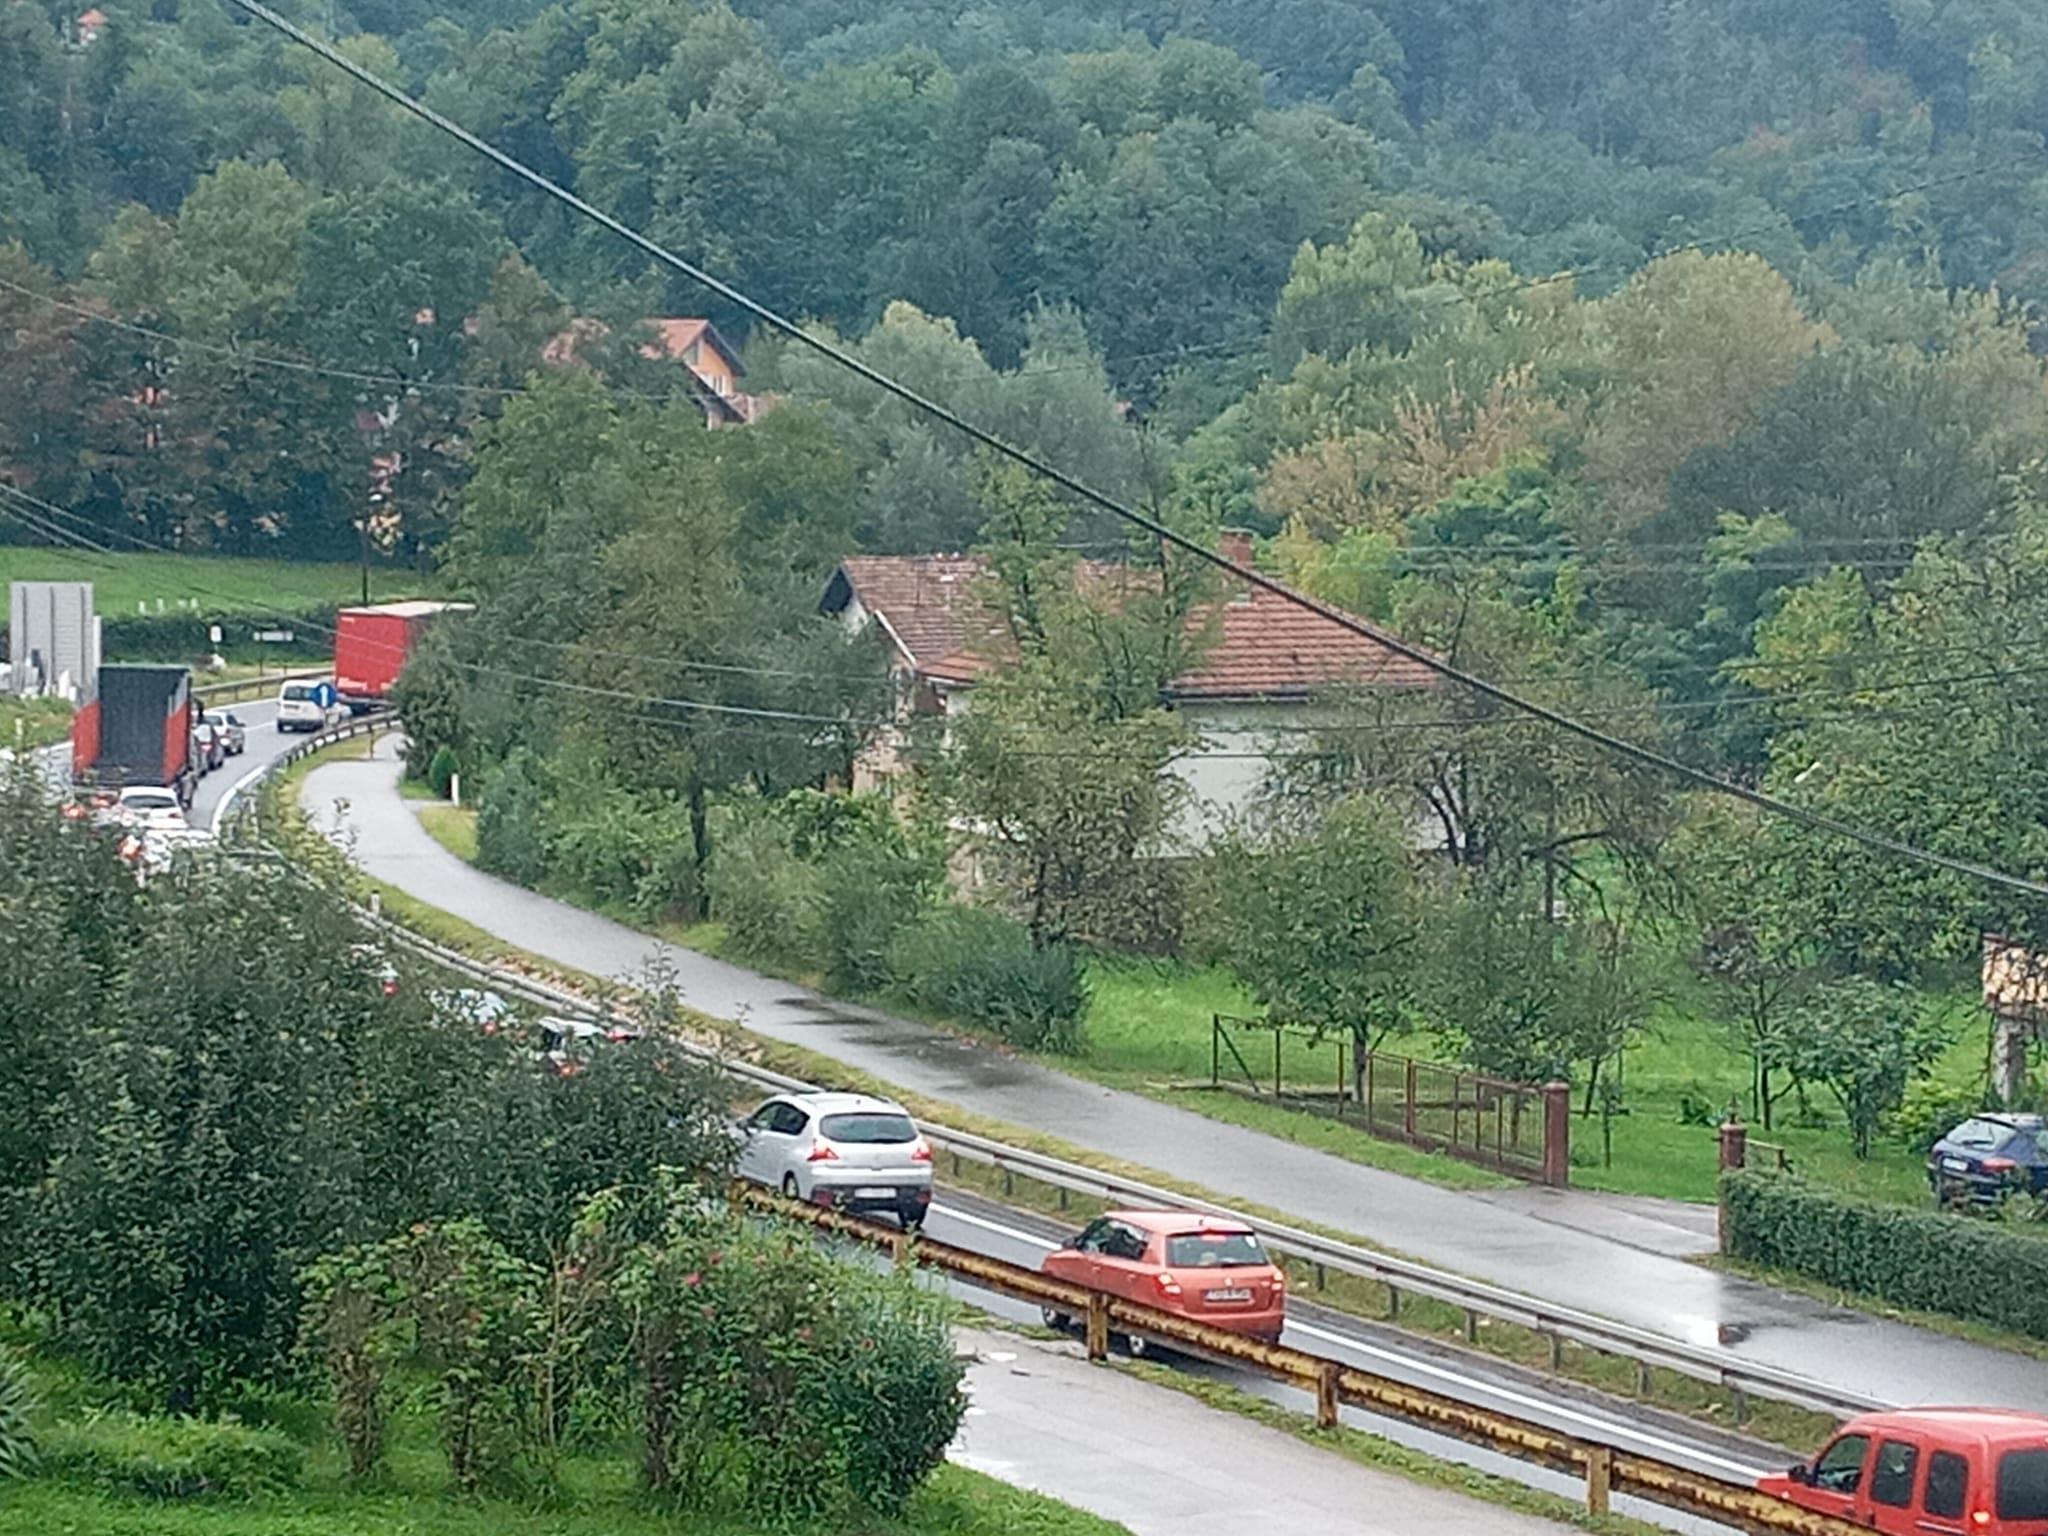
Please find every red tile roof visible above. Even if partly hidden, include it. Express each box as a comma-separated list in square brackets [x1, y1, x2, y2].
[823, 553, 1440, 701]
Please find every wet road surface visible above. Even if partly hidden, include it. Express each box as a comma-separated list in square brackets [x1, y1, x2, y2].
[300, 741, 2048, 1412]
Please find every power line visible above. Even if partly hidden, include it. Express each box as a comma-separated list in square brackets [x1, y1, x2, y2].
[222, 0, 2048, 906]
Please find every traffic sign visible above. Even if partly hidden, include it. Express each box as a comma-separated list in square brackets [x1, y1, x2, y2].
[312, 682, 338, 710]
[254, 629, 294, 643]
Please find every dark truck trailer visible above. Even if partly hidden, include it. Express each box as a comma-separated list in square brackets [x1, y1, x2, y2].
[72, 664, 195, 805]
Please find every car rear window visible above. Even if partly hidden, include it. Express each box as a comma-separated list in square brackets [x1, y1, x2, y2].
[820, 1112, 917, 1144]
[282, 684, 315, 701]
[1999, 1449, 2048, 1520]
[124, 792, 176, 809]
[1165, 1231, 1268, 1268]
[1949, 1118, 2018, 1151]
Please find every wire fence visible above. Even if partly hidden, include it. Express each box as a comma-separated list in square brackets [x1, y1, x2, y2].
[1211, 1015, 1568, 1185]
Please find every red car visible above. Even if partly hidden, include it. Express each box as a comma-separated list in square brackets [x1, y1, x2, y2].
[1760, 1408, 2048, 1535]
[1040, 1209, 1286, 1357]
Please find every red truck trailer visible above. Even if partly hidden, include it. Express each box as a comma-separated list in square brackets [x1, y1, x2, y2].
[72, 663, 195, 806]
[332, 600, 471, 713]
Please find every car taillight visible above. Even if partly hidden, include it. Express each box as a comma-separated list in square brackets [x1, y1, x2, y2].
[1984, 1157, 2018, 1173]
[807, 1141, 838, 1162]
[1272, 1270, 1286, 1291]
[1152, 1272, 1182, 1299]
[381, 979, 399, 997]
[605, 1027, 634, 1042]
[910, 1138, 933, 1163]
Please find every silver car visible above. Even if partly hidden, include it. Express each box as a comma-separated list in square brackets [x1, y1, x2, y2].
[202, 711, 247, 756]
[736, 1092, 934, 1226]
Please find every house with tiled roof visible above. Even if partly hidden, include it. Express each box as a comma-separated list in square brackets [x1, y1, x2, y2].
[819, 532, 1443, 843]
[542, 317, 765, 426]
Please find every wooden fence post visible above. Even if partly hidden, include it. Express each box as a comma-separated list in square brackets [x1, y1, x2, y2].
[1085, 1294, 1110, 1362]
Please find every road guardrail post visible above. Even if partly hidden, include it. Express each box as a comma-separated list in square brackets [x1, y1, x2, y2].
[1316, 1362, 1340, 1430]
[1085, 1294, 1109, 1362]
[1585, 1444, 1612, 1514]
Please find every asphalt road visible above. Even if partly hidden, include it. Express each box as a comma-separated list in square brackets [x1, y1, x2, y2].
[300, 741, 2048, 1413]
[951, 1320, 1585, 1536]
[920, 1192, 1752, 1536]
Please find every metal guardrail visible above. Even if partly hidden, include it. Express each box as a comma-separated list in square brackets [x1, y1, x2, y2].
[235, 722, 1886, 1436]
[742, 1184, 1868, 1536]
[194, 668, 326, 707]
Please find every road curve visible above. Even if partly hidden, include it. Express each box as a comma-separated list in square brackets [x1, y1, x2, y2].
[298, 741, 2048, 1414]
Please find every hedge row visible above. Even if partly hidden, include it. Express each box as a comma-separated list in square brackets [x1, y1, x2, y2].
[1720, 1169, 2048, 1339]
[0, 607, 336, 664]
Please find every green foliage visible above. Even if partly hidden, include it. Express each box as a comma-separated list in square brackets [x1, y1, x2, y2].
[3, 792, 737, 1414]
[1888, 1079, 1994, 1157]
[1195, 799, 1421, 1050]
[620, 1207, 964, 1519]
[0, 1350, 37, 1481]
[426, 746, 460, 800]
[702, 808, 827, 971]
[888, 907, 1090, 1054]
[1722, 1171, 2048, 1340]
[1775, 978, 1950, 1158]
[474, 748, 551, 886]
[39, 1411, 303, 1499]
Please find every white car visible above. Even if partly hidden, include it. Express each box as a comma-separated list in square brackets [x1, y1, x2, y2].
[276, 680, 343, 733]
[735, 1092, 934, 1226]
[115, 786, 188, 834]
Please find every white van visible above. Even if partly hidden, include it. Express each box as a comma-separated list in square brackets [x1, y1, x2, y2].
[277, 679, 341, 733]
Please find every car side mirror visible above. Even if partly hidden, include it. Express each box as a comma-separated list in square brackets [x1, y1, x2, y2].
[1785, 1462, 1811, 1486]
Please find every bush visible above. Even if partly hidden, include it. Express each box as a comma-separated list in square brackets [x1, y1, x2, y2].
[887, 907, 1089, 1054]
[40, 1411, 303, 1499]
[1888, 1079, 1993, 1155]
[475, 749, 551, 885]
[1721, 1170, 2048, 1339]
[426, 745, 460, 800]
[624, 1212, 963, 1519]
[704, 811, 827, 969]
[0, 1350, 36, 1480]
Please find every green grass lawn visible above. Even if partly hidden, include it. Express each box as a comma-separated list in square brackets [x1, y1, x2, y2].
[416, 803, 477, 861]
[1077, 957, 1990, 1206]
[0, 548, 435, 616]
[0, 1464, 1122, 1536]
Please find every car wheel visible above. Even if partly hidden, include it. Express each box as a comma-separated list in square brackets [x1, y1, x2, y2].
[780, 1173, 802, 1202]
[898, 1203, 926, 1231]
[1040, 1305, 1072, 1332]
[1122, 1332, 1160, 1361]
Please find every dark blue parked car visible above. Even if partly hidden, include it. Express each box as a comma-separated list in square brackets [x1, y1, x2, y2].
[1928, 1112, 2048, 1204]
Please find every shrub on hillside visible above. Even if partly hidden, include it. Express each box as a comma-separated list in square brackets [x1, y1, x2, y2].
[40, 1411, 302, 1499]
[1887, 1080, 1994, 1155]
[1721, 1170, 2048, 1339]
[888, 907, 1089, 1054]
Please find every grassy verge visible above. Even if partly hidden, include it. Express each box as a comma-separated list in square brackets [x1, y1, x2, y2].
[1123, 1364, 1663, 1536]
[417, 803, 477, 861]
[0, 693, 72, 750]
[0, 1465, 1122, 1536]
[0, 548, 434, 613]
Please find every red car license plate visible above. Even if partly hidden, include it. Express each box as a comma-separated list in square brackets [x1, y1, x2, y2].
[1206, 1287, 1252, 1303]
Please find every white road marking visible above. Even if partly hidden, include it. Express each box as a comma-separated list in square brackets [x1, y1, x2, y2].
[931, 1201, 1768, 1483]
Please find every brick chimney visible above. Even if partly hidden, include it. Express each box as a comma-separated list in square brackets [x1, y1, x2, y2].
[1217, 528, 1257, 602]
